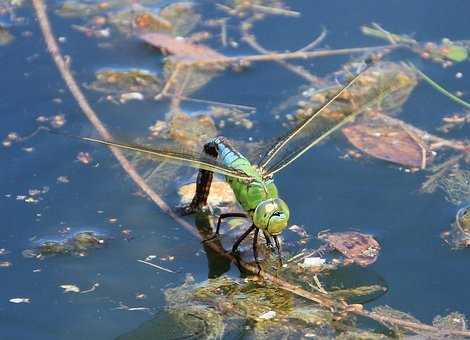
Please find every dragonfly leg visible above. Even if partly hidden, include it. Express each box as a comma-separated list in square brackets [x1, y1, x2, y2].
[215, 213, 249, 235]
[202, 213, 249, 244]
[253, 228, 261, 274]
[273, 235, 283, 267]
[184, 142, 219, 214]
[231, 224, 255, 255]
[262, 230, 274, 249]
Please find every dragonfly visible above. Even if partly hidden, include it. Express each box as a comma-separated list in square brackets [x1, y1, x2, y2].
[65, 58, 380, 272]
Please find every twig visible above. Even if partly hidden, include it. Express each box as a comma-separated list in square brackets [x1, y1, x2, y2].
[80, 283, 100, 294]
[221, 19, 227, 47]
[179, 45, 398, 66]
[297, 27, 327, 52]
[402, 125, 428, 170]
[250, 4, 300, 17]
[241, 26, 322, 84]
[372, 23, 398, 45]
[32, 1, 470, 337]
[138, 259, 176, 273]
[313, 274, 328, 294]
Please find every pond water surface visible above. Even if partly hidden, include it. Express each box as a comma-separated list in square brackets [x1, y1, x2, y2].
[1, 0, 470, 339]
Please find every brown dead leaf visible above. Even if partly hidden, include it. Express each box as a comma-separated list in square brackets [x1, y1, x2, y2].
[318, 231, 380, 267]
[342, 113, 433, 168]
[141, 33, 227, 62]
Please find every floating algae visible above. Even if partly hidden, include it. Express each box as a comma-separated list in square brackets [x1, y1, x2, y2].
[163, 275, 338, 339]
[23, 231, 106, 258]
[109, 2, 200, 36]
[440, 168, 470, 206]
[284, 61, 417, 122]
[89, 69, 163, 97]
[372, 305, 468, 338]
[119, 273, 391, 339]
[442, 205, 470, 249]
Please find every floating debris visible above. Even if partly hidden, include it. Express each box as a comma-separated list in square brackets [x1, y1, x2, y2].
[23, 231, 107, 258]
[57, 176, 70, 183]
[60, 284, 80, 293]
[89, 69, 163, 97]
[0, 261, 12, 268]
[109, 2, 200, 37]
[299, 257, 325, 268]
[119, 92, 144, 103]
[432, 312, 468, 334]
[343, 111, 433, 169]
[209, 105, 255, 130]
[36, 114, 67, 129]
[50, 114, 66, 128]
[76, 151, 92, 164]
[318, 231, 381, 267]
[55, 1, 113, 18]
[329, 285, 387, 301]
[440, 168, 470, 205]
[279, 61, 417, 125]
[141, 33, 227, 63]
[220, 0, 299, 18]
[166, 112, 218, 147]
[0, 24, 13, 45]
[362, 23, 469, 63]
[442, 205, 470, 249]
[9, 298, 30, 304]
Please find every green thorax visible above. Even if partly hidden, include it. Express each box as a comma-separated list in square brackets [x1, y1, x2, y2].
[211, 137, 279, 212]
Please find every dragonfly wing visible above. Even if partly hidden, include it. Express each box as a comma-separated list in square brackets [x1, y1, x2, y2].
[259, 59, 383, 176]
[64, 134, 252, 180]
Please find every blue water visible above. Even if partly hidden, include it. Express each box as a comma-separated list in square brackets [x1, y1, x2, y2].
[1, 1, 470, 339]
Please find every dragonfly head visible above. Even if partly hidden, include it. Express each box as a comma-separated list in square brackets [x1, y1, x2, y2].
[253, 198, 290, 235]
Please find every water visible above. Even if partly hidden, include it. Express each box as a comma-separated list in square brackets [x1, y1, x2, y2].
[1, 1, 470, 338]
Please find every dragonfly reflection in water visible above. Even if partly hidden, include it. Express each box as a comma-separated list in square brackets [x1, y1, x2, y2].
[63, 58, 384, 273]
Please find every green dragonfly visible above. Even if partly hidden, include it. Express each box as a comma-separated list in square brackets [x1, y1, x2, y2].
[68, 59, 379, 272]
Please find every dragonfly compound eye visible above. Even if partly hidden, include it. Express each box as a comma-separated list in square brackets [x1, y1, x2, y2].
[253, 198, 290, 235]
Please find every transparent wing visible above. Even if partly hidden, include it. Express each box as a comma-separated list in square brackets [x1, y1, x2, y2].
[259, 59, 383, 176]
[57, 133, 252, 180]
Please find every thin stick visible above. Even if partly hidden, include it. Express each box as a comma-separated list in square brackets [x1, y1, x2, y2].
[402, 125, 428, 170]
[242, 31, 321, 84]
[297, 27, 327, 52]
[250, 4, 300, 17]
[180, 45, 398, 66]
[32, 1, 470, 337]
[137, 260, 175, 274]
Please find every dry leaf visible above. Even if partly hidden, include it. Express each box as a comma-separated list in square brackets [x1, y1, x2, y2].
[318, 231, 380, 267]
[343, 113, 433, 168]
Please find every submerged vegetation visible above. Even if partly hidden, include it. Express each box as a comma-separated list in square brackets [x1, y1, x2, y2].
[2, 0, 470, 338]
